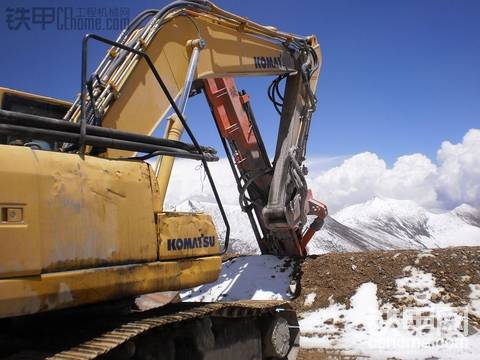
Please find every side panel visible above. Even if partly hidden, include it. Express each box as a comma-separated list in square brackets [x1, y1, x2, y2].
[0, 147, 41, 278]
[35, 150, 158, 272]
[0, 145, 158, 276]
[157, 212, 220, 260]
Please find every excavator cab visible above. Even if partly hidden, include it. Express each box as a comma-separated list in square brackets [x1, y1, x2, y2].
[0, 88, 70, 150]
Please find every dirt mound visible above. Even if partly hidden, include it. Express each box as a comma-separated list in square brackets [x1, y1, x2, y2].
[294, 246, 480, 359]
[292, 247, 480, 314]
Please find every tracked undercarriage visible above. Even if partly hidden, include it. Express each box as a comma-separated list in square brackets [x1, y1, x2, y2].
[1, 300, 299, 360]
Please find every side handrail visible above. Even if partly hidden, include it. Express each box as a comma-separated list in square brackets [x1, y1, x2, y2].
[80, 33, 230, 256]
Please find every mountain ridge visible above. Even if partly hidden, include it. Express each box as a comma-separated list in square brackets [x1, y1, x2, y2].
[170, 197, 480, 254]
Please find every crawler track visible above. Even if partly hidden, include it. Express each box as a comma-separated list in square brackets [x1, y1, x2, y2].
[1, 301, 299, 360]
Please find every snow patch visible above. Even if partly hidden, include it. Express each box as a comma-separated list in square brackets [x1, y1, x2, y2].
[181, 255, 293, 302]
[299, 275, 479, 359]
[304, 293, 316, 307]
[300, 283, 381, 350]
[395, 266, 443, 306]
[469, 284, 480, 318]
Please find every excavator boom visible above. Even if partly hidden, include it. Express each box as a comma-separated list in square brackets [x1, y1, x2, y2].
[63, 0, 327, 256]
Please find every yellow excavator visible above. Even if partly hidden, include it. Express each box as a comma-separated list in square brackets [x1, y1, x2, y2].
[0, 1, 327, 359]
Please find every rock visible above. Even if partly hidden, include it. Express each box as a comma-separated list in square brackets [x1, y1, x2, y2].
[324, 318, 334, 325]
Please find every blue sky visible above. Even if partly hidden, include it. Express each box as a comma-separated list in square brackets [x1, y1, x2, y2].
[1, 0, 479, 166]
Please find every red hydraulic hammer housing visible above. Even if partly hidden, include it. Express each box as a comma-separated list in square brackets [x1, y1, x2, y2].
[301, 190, 328, 250]
[203, 77, 327, 256]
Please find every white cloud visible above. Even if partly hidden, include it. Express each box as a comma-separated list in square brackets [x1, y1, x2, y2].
[309, 152, 387, 211]
[164, 129, 480, 213]
[310, 129, 480, 212]
[308, 152, 439, 212]
[437, 129, 480, 208]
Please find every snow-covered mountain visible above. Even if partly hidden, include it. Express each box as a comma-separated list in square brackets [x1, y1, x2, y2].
[170, 197, 480, 255]
[311, 198, 480, 254]
[172, 200, 259, 254]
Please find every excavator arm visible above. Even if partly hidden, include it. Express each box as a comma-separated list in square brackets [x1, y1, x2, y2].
[60, 0, 327, 256]
[63, 0, 328, 256]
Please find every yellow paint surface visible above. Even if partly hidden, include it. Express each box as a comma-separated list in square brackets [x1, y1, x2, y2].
[0, 256, 221, 318]
[0, 145, 222, 318]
